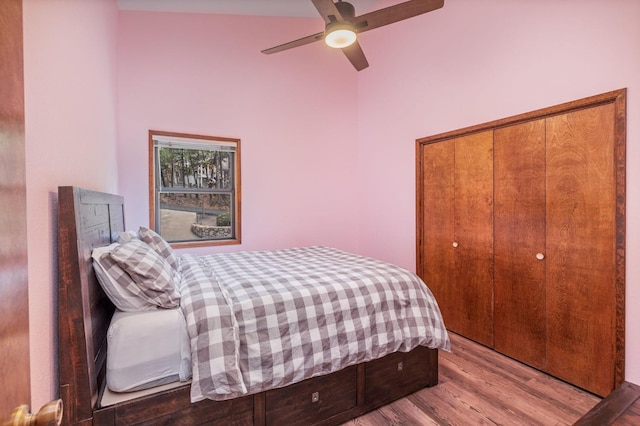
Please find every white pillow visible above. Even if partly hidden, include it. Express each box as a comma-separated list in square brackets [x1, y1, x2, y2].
[117, 230, 139, 244]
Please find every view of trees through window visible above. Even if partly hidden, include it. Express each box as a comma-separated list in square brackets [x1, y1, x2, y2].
[150, 131, 240, 246]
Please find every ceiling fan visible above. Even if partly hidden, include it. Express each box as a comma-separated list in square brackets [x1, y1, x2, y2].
[261, 0, 444, 71]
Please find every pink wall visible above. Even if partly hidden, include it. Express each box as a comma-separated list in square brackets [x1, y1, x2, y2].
[23, 0, 120, 409]
[356, 0, 640, 384]
[117, 12, 361, 256]
[18, 0, 640, 410]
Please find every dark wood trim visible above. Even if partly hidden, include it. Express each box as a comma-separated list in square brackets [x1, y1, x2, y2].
[253, 392, 266, 426]
[356, 364, 366, 406]
[613, 90, 627, 391]
[416, 89, 626, 146]
[575, 382, 640, 425]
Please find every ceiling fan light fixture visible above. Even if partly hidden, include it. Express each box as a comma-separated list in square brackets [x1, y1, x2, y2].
[324, 22, 357, 49]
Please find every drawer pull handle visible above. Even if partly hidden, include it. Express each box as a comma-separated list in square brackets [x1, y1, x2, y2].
[397, 361, 403, 372]
[311, 391, 319, 403]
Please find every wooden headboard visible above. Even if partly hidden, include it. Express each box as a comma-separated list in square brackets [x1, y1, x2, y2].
[57, 186, 125, 425]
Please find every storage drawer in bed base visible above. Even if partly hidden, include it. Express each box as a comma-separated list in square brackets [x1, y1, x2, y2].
[265, 366, 358, 426]
[261, 346, 439, 426]
[90, 346, 438, 426]
[93, 384, 254, 426]
[364, 345, 439, 409]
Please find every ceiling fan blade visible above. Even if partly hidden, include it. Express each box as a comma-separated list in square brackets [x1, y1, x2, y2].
[262, 31, 324, 55]
[354, 0, 444, 33]
[311, 0, 343, 24]
[341, 40, 369, 71]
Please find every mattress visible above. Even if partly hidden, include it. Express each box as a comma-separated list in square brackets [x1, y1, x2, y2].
[106, 308, 191, 392]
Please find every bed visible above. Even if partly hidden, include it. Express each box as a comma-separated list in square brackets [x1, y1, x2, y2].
[57, 186, 449, 426]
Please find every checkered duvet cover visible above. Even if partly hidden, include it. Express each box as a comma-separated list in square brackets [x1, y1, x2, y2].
[178, 246, 450, 403]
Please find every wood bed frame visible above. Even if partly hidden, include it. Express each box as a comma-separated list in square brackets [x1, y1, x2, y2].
[57, 186, 440, 426]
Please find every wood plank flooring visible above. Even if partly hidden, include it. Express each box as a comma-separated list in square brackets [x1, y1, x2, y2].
[343, 333, 601, 425]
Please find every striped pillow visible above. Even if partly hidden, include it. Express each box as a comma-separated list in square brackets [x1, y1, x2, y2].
[109, 239, 181, 309]
[92, 244, 159, 312]
[139, 226, 179, 271]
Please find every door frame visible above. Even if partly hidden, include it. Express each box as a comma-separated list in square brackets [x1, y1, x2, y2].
[0, 0, 32, 418]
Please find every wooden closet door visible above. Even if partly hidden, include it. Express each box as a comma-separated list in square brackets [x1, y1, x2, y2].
[453, 131, 494, 346]
[545, 103, 617, 396]
[493, 120, 546, 368]
[420, 141, 455, 329]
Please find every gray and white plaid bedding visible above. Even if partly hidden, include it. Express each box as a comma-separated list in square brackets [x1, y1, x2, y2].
[179, 246, 450, 403]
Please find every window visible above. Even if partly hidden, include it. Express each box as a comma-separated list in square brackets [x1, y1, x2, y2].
[149, 130, 241, 247]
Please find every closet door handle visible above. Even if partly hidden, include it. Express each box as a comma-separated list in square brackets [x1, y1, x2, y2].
[536, 253, 545, 260]
[452, 242, 459, 248]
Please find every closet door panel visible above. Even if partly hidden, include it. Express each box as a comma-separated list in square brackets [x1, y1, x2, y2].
[545, 103, 617, 396]
[420, 141, 456, 328]
[454, 131, 494, 346]
[494, 120, 546, 368]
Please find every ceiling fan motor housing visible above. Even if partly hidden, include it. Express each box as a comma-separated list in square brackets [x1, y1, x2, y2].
[335, 1, 356, 20]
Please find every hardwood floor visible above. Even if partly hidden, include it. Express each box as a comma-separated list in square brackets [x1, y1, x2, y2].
[343, 333, 601, 425]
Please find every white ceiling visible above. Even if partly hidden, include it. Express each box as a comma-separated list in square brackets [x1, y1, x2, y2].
[116, 0, 384, 18]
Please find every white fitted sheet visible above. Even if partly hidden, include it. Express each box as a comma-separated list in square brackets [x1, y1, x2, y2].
[107, 308, 191, 393]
